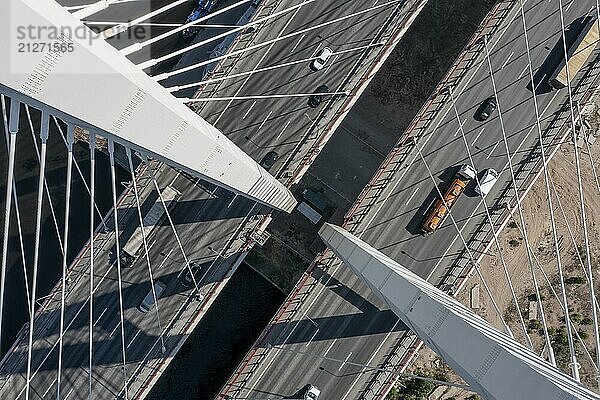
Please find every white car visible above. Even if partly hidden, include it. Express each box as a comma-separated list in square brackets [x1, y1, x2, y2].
[310, 47, 333, 71]
[476, 168, 499, 196]
[457, 164, 477, 180]
[304, 385, 321, 400]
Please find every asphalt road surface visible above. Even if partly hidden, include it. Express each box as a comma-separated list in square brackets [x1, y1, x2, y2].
[192, 0, 420, 176]
[220, 1, 600, 399]
[0, 0, 424, 398]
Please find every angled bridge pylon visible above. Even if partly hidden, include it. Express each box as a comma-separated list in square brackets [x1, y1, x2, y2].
[318, 223, 600, 400]
[0, 0, 297, 212]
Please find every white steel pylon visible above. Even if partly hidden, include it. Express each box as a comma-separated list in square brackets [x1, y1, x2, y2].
[318, 223, 600, 400]
[0, 0, 296, 212]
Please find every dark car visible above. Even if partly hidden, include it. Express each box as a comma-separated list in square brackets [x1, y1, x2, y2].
[182, 0, 216, 40]
[182, 263, 202, 288]
[308, 85, 330, 108]
[259, 151, 279, 171]
[475, 97, 497, 121]
[109, 249, 135, 268]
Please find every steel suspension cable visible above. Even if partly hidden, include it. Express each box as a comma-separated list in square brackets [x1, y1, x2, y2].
[518, 0, 578, 376]
[413, 140, 512, 337]
[557, 0, 600, 381]
[0, 99, 19, 358]
[141, 156, 200, 292]
[25, 106, 63, 253]
[511, 215, 598, 373]
[25, 112, 50, 400]
[576, 101, 600, 194]
[482, 34, 555, 364]
[100, 0, 188, 39]
[1, 96, 31, 313]
[88, 131, 95, 400]
[107, 139, 129, 399]
[139, 0, 316, 70]
[164, 43, 382, 90]
[52, 117, 108, 231]
[14, 249, 117, 400]
[126, 148, 166, 353]
[549, 174, 600, 319]
[73, 0, 127, 20]
[449, 87, 532, 348]
[56, 125, 75, 400]
[148, 0, 400, 76]
[121, 0, 251, 55]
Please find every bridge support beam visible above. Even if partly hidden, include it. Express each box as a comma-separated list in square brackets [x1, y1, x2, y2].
[0, 0, 297, 212]
[318, 223, 600, 400]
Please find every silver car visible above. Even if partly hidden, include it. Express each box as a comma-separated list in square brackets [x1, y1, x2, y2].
[310, 47, 333, 71]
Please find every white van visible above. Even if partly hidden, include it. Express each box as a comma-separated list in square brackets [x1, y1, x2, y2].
[476, 168, 499, 196]
[139, 281, 167, 313]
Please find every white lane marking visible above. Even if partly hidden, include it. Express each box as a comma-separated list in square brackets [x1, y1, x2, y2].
[42, 378, 57, 397]
[94, 307, 108, 326]
[341, 320, 400, 400]
[304, 112, 315, 123]
[472, 127, 485, 146]
[322, 339, 337, 358]
[518, 64, 529, 79]
[306, 328, 319, 347]
[310, 42, 323, 57]
[501, 51, 514, 70]
[242, 101, 256, 120]
[453, 125, 461, 137]
[325, 54, 339, 73]
[486, 140, 500, 159]
[276, 120, 292, 141]
[405, 187, 419, 206]
[64, 388, 74, 400]
[339, 351, 352, 370]
[290, 34, 305, 53]
[534, 74, 547, 91]
[109, 323, 119, 338]
[257, 110, 272, 131]
[127, 329, 141, 349]
[565, 0, 573, 11]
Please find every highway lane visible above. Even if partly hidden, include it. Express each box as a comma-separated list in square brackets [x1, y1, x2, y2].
[220, 1, 600, 399]
[194, 0, 414, 174]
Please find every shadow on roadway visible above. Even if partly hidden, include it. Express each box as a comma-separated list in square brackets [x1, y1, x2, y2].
[0, 254, 238, 375]
[526, 16, 589, 94]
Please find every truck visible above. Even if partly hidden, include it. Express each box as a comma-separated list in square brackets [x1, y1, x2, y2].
[118, 185, 181, 267]
[549, 15, 599, 90]
[421, 164, 476, 235]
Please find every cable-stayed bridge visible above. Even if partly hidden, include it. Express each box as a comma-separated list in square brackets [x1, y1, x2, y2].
[0, 0, 430, 399]
[217, 0, 600, 399]
[0, 0, 599, 399]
